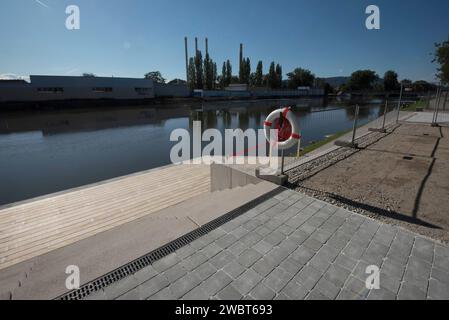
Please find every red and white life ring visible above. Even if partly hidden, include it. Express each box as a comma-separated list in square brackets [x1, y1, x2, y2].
[264, 107, 301, 150]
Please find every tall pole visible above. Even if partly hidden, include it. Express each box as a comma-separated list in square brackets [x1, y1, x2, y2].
[195, 37, 198, 57]
[205, 38, 209, 56]
[184, 37, 189, 82]
[239, 43, 243, 76]
[396, 82, 403, 123]
[433, 84, 442, 125]
[352, 104, 360, 145]
[381, 96, 388, 130]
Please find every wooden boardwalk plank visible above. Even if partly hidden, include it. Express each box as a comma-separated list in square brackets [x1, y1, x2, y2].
[0, 164, 210, 270]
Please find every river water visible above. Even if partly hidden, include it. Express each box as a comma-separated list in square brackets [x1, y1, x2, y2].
[0, 98, 389, 205]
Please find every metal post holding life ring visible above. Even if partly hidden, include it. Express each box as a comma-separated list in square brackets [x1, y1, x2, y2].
[264, 107, 301, 150]
[264, 107, 301, 174]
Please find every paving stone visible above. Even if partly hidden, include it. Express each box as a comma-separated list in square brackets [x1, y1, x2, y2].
[233, 269, 263, 295]
[294, 265, 322, 290]
[263, 267, 294, 293]
[223, 261, 246, 280]
[243, 219, 262, 232]
[148, 287, 175, 300]
[274, 292, 292, 300]
[306, 289, 329, 300]
[316, 245, 340, 263]
[309, 253, 331, 273]
[281, 280, 308, 300]
[352, 261, 371, 282]
[252, 256, 278, 277]
[237, 249, 263, 268]
[430, 267, 449, 285]
[103, 275, 139, 299]
[217, 284, 243, 300]
[278, 238, 299, 254]
[193, 262, 217, 281]
[337, 288, 364, 300]
[380, 258, 406, 280]
[367, 288, 396, 300]
[163, 264, 188, 283]
[315, 277, 341, 299]
[397, 283, 427, 300]
[175, 245, 197, 260]
[227, 241, 249, 256]
[264, 230, 286, 246]
[210, 250, 236, 269]
[343, 240, 367, 260]
[253, 240, 273, 255]
[152, 253, 180, 273]
[182, 286, 209, 300]
[427, 279, 449, 300]
[190, 238, 208, 250]
[334, 254, 358, 272]
[279, 257, 303, 275]
[200, 242, 223, 259]
[255, 226, 272, 237]
[433, 253, 449, 272]
[138, 274, 169, 299]
[116, 288, 141, 300]
[324, 264, 351, 287]
[169, 272, 202, 299]
[310, 229, 333, 244]
[182, 252, 209, 271]
[344, 276, 370, 299]
[216, 234, 239, 249]
[290, 246, 315, 265]
[240, 232, 263, 247]
[379, 273, 401, 295]
[230, 227, 249, 239]
[327, 231, 352, 250]
[250, 283, 276, 300]
[289, 229, 309, 245]
[133, 265, 158, 284]
[278, 224, 295, 236]
[298, 222, 318, 236]
[200, 271, 233, 296]
[302, 237, 323, 252]
[266, 246, 290, 263]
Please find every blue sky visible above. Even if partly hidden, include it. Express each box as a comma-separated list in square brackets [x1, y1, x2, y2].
[1, 0, 448, 82]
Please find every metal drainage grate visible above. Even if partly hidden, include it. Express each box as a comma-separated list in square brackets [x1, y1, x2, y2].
[57, 186, 284, 300]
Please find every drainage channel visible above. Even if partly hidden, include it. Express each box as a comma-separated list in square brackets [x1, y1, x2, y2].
[56, 186, 285, 300]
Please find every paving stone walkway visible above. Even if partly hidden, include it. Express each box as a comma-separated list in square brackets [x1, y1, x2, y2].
[86, 189, 449, 300]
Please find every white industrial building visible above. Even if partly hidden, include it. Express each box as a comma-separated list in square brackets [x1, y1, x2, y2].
[0, 75, 156, 103]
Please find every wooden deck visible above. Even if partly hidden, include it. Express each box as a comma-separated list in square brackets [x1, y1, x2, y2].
[0, 164, 210, 271]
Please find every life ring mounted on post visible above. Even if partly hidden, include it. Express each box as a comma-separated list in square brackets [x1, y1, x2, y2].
[264, 107, 301, 150]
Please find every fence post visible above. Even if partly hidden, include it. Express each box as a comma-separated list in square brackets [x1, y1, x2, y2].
[396, 83, 403, 124]
[352, 104, 360, 145]
[432, 85, 441, 126]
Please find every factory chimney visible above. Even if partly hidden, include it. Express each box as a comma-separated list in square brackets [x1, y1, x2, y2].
[184, 37, 189, 82]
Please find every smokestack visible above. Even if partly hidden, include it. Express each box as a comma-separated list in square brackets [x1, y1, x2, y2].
[195, 37, 198, 56]
[239, 43, 243, 72]
[205, 38, 209, 56]
[184, 37, 189, 82]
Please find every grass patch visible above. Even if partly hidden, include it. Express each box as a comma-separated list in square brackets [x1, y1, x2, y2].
[286, 130, 351, 157]
[401, 99, 426, 112]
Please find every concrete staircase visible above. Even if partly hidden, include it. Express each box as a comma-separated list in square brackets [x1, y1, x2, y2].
[1, 180, 277, 300]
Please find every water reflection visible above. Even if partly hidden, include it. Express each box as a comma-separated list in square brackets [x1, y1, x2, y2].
[0, 98, 386, 205]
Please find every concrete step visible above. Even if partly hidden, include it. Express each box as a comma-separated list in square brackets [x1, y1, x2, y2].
[2, 181, 277, 300]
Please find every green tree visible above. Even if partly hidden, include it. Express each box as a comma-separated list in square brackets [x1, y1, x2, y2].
[82, 73, 96, 77]
[268, 62, 277, 89]
[287, 68, 315, 89]
[275, 64, 283, 88]
[226, 60, 232, 87]
[434, 35, 449, 84]
[383, 70, 399, 91]
[255, 61, 263, 87]
[144, 71, 166, 83]
[348, 70, 378, 90]
[412, 80, 435, 92]
[188, 58, 196, 90]
[195, 51, 204, 89]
